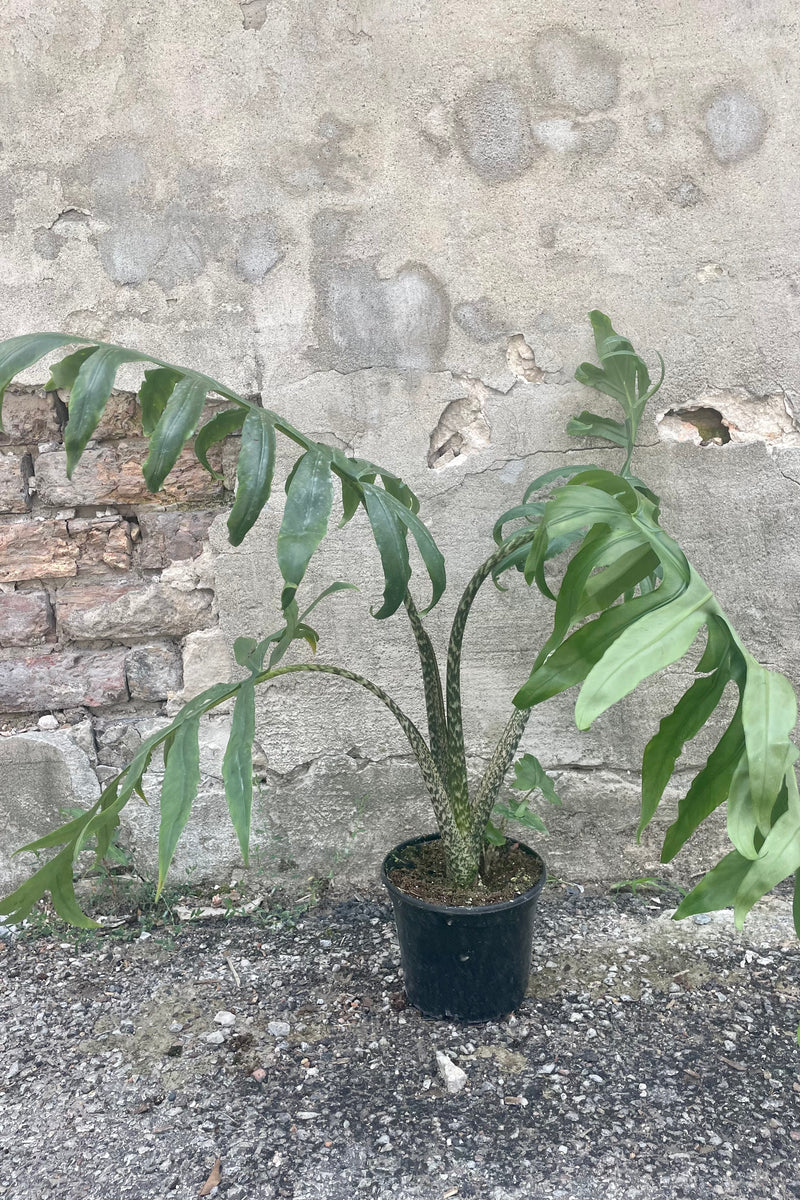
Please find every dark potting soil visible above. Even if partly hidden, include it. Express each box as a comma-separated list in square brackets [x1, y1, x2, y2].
[388, 838, 542, 906]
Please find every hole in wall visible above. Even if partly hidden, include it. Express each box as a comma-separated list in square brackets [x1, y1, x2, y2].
[428, 380, 492, 469]
[658, 407, 731, 446]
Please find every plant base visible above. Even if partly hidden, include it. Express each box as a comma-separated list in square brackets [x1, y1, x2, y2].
[381, 833, 546, 1022]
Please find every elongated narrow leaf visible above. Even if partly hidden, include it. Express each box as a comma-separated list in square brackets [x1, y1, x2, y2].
[661, 705, 745, 861]
[300, 581, 359, 620]
[384, 494, 446, 614]
[741, 661, 797, 834]
[139, 367, 183, 435]
[514, 589, 668, 709]
[672, 849, 752, 920]
[696, 614, 733, 674]
[157, 714, 202, 894]
[0, 333, 77, 426]
[195, 407, 246, 479]
[729, 780, 800, 925]
[574, 575, 712, 730]
[227, 409, 277, 546]
[566, 410, 628, 447]
[65, 346, 147, 475]
[545, 527, 645, 659]
[575, 544, 660, 620]
[222, 682, 255, 864]
[276, 447, 333, 610]
[45, 345, 98, 391]
[492, 501, 543, 545]
[362, 483, 411, 619]
[522, 463, 593, 504]
[339, 477, 362, 526]
[143, 376, 208, 492]
[726, 753, 763, 860]
[639, 662, 731, 838]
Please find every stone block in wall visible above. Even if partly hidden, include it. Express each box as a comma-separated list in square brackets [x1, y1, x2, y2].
[65, 517, 132, 573]
[0, 520, 78, 582]
[135, 510, 218, 569]
[173, 627, 233, 706]
[56, 581, 213, 641]
[0, 390, 59, 446]
[0, 591, 53, 647]
[125, 642, 183, 700]
[34, 440, 225, 507]
[0, 648, 128, 711]
[0, 452, 29, 514]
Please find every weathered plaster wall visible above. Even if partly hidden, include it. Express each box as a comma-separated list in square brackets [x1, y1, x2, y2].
[1, 0, 799, 894]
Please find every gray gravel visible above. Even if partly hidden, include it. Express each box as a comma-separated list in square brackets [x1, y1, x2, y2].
[1, 883, 799, 1199]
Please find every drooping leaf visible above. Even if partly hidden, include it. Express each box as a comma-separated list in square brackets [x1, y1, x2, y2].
[575, 544, 660, 620]
[157, 714, 202, 895]
[726, 753, 763, 860]
[276, 447, 333, 611]
[65, 346, 148, 475]
[661, 704, 746, 861]
[362, 483, 411, 619]
[227, 409, 277, 546]
[574, 574, 712, 730]
[339, 477, 362, 526]
[194, 407, 246, 479]
[222, 682, 256, 864]
[0, 333, 77, 427]
[521, 463, 594, 504]
[45, 345, 99, 391]
[139, 367, 183, 435]
[671, 849, 752, 920]
[639, 661, 732, 838]
[741, 661, 798, 835]
[143, 376, 209, 492]
[383, 493, 446, 614]
[566, 410, 628, 447]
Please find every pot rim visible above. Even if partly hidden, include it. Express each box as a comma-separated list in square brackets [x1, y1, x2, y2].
[381, 831, 546, 917]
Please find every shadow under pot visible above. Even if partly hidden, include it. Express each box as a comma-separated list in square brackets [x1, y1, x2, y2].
[381, 833, 546, 1023]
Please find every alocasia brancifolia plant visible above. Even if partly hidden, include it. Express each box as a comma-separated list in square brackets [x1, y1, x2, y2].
[1, 312, 799, 938]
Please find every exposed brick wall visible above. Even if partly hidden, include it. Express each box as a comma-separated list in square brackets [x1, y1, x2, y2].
[0, 385, 233, 732]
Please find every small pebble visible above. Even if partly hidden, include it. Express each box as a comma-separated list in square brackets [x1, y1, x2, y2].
[37, 715, 59, 731]
[205, 1031, 225, 1045]
[214, 1011, 236, 1027]
[694, 914, 713, 925]
[268, 1020, 290, 1037]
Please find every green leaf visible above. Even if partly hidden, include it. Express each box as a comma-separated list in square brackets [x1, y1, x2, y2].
[696, 614, 732, 674]
[575, 544, 660, 620]
[194, 407, 245, 479]
[574, 574, 712, 730]
[227, 409, 277, 546]
[277, 447, 333, 611]
[672, 849, 752, 920]
[143, 375, 209, 492]
[222, 681, 255, 865]
[0, 333, 77, 427]
[384, 493, 446, 614]
[45, 346, 99, 391]
[157, 714, 202, 895]
[64, 346, 147, 475]
[741, 661, 798, 834]
[522, 463, 593, 504]
[661, 705, 746, 861]
[493, 801, 548, 834]
[793, 868, 800, 940]
[300, 582, 359, 620]
[138, 367, 183, 435]
[511, 753, 561, 805]
[339, 477, 362, 527]
[566, 410, 628, 447]
[362, 483, 411, 619]
[483, 820, 506, 847]
[726, 753, 763, 860]
[639, 662, 732, 838]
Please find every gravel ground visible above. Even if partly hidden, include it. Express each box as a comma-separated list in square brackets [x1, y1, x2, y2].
[1, 883, 799, 1200]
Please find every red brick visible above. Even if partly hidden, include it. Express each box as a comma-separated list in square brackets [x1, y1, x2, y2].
[0, 648, 128, 711]
[0, 521, 78, 583]
[0, 453, 28, 514]
[0, 390, 60, 445]
[56, 581, 213, 640]
[0, 592, 54, 647]
[66, 517, 132, 573]
[34, 440, 225, 507]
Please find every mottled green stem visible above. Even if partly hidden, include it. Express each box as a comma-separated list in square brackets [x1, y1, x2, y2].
[403, 591, 447, 782]
[445, 529, 536, 836]
[253, 661, 462, 861]
[470, 706, 532, 856]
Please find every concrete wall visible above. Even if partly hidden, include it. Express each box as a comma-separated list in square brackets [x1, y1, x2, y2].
[1, 0, 799, 895]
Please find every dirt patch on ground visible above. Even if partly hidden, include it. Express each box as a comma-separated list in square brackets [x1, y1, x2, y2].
[1, 884, 799, 1199]
[387, 839, 542, 906]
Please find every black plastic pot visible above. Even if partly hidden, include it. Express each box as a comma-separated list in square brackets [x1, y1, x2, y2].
[381, 833, 546, 1022]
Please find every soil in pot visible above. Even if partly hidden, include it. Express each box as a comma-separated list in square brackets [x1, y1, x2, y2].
[387, 837, 542, 907]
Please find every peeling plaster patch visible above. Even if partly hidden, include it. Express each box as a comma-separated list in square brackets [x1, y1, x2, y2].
[532, 29, 619, 115]
[97, 213, 169, 286]
[428, 378, 492, 469]
[668, 177, 705, 208]
[703, 89, 766, 163]
[454, 80, 536, 184]
[453, 297, 509, 343]
[696, 262, 729, 283]
[657, 389, 800, 448]
[234, 219, 283, 282]
[240, 0, 269, 30]
[311, 212, 449, 371]
[533, 117, 617, 155]
[506, 334, 545, 383]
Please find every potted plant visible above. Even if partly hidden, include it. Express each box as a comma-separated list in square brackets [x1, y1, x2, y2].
[1, 313, 798, 1022]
